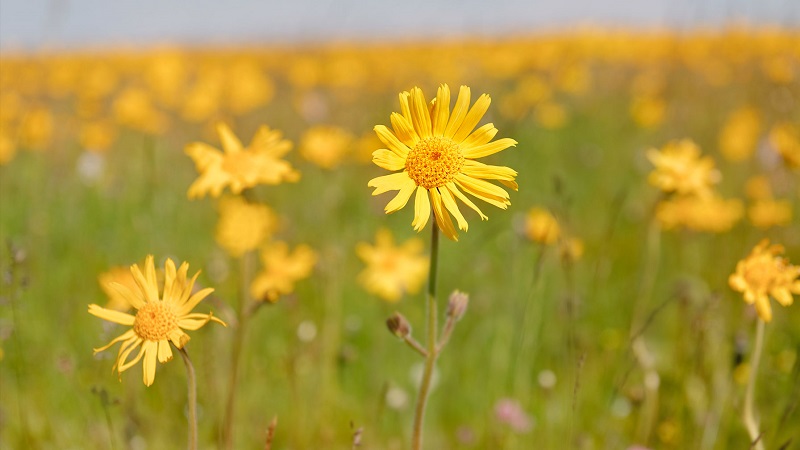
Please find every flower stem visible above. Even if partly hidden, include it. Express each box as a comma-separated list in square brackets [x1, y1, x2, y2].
[412, 224, 440, 450]
[743, 319, 766, 450]
[222, 252, 255, 450]
[178, 347, 198, 450]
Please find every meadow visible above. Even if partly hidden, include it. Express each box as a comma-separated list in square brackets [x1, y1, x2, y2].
[1, 28, 799, 449]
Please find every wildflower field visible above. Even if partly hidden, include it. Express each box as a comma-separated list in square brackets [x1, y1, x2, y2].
[1, 28, 799, 450]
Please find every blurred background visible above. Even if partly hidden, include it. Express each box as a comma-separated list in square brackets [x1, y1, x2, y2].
[1, 1, 799, 450]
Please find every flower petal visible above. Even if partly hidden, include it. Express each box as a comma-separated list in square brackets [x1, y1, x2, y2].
[372, 149, 406, 171]
[93, 329, 136, 354]
[107, 282, 145, 310]
[412, 186, 431, 232]
[430, 188, 458, 241]
[452, 94, 491, 143]
[216, 122, 243, 154]
[374, 125, 410, 158]
[384, 177, 417, 213]
[409, 87, 432, 138]
[142, 341, 158, 386]
[157, 340, 173, 363]
[391, 112, 419, 148]
[445, 85, 471, 138]
[88, 304, 136, 326]
[368, 172, 413, 196]
[446, 182, 488, 220]
[462, 138, 517, 159]
[440, 186, 468, 231]
[460, 123, 498, 150]
[178, 287, 215, 316]
[432, 84, 451, 137]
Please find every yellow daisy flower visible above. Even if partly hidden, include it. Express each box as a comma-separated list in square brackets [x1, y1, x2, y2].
[523, 207, 561, 245]
[250, 241, 317, 302]
[185, 123, 300, 199]
[356, 228, 429, 302]
[729, 240, 800, 322]
[88, 256, 226, 386]
[215, 196, 278, 257]
[646, 139, 720, 198]
[368, 84, 518, 241]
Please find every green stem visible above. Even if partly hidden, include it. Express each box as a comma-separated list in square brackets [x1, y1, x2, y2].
[222, 252, 255, 450]
[178, 347, 198, 450]
[412, 225, 440, 450]
[743, 320, 766, 450]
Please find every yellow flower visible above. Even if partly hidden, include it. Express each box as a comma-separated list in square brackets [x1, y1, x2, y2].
[523, 207, 561, 244]
[80, 120, 117, 153]
[559, 237, 585, 262]
[534, 101, 568, 129]
[718, 107, 761, 162]
[19, 106, 54, 150]
[646, 139, 720, 198]
[744, 175, 773, 200]
[88, 256, 225, 386]
[251, 241, 317, 302]
[112, 87, 168, 135]
[98, 266, 140, 312]
[226, 61, 275, 115]
[0, 125, 16, 166]
[299, 125, 354, 169]
[656, 195, 743, 233]
[356, 228, 429, 302]
[769, 122, 800, 168]
[185, 123, 300, 199]
[630, 95, 665, 129]
[368, 84, 518, 241]
[748, 199, 792, 229]
[729, 240, 800, 322]
[215, 196, 278, 257]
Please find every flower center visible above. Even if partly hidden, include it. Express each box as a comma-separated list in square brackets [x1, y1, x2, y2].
[133, 302, 178, 341]
[405, 136, 463, 189]
[744, 257, 777, 291]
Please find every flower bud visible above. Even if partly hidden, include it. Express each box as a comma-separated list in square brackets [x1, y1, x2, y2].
[447, 290, 469, 321]
[386, 312, 411, 338]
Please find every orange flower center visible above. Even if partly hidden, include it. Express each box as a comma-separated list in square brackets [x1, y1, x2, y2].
[133, 302, 178, 341]
[405, 136, 463, 189]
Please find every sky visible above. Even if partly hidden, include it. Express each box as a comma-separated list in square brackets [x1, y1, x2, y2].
[0, 0, 798, 51]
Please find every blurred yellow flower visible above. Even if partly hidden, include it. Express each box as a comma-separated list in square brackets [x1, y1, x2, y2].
[299, 125, 354, 169]
[534, 101, 568, 129]
[0, 126, 16, 166]
[19, 106, 54, 150]
[112, 87, 168, 135]
[523, 207, 561, 244]
[368, 84, 518, 241]
[99, 266, 140, 312]
[744, 175, 773, 200]
[80, 120, 117, 153]
[646, 139, 720, 198]
[656, 195, 743, 233]
[630, 95, 665, 129]
[729, 240, 799, 322]
[559, 237, 585, 262]
[88, 256, 225, 386]
[215, 196, 278, 257]
[718, 107, 761, 162]
[185, 123, 300, 199]
[356, 228, 429, 302]
[226, 61, 275, 115]
[769, 122, 800, 168]
[250, 241, 317, 302]
[748, 199, 792, 229]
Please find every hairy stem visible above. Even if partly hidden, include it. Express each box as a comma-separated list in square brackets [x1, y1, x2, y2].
[178, 347, 198, 450]
[743, 319, 766, 450]
[411, 225, 440, 450]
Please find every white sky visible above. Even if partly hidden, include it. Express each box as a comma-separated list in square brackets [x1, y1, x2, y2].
[0, 0, 798, 50]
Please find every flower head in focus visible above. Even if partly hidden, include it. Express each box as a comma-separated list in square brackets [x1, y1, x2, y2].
[729, 240, 800, 322]
[368, 84, 518, 241]
[186, 123, 300, 199]
[88, 256, 225, 386]
[356, 228, 429, 302]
